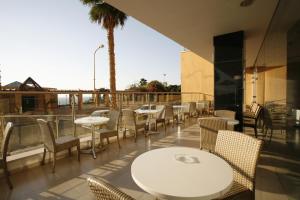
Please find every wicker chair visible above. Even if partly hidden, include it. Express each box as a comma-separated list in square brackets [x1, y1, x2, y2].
[243, 103, 258, 118]
[244, 105, 263, 137]
[190, 102, 197, 116]
[122, 109, 147, 142]
[198, 117, 227, 152]
[165, 104, 177, 126]
[182, 102, 191, 121]
[0, 122, 14, 189]
[96, 110, 121, 148]
[215, 130, 262, 199]
[149, 105, 166, 133]
[87, 177, 135, 200]
[37, 119, 80, 173]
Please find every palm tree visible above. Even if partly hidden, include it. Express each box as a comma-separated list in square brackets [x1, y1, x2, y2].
[81, 0, 127, 109]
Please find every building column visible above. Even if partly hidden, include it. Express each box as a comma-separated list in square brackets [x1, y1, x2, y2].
[213, 31, 244, 131]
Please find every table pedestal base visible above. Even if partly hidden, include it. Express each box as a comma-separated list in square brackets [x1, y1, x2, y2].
[80, 146, 106, 159]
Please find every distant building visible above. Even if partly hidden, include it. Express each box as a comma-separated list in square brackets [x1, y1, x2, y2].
[0, 77, 58, 114]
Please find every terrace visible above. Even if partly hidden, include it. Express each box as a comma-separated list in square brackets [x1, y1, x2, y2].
[0, 117, 299, 200]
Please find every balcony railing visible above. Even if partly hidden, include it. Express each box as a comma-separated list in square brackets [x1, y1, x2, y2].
[0, 91, 213, 155]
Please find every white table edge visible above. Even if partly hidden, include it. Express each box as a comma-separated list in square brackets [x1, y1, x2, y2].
[131, 147, 234, 200]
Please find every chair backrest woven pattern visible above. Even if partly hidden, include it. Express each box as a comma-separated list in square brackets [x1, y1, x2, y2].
[199, 117, 227, 152]
[165, 105, 174, 120]
[87, 177, 135, 200]
[37, 119, 56, 152]
[181, 102, 191, 113]
[189, 102, 197, 114]
[215, 130, 262, 191]
[106, 110, 120, 130]
[156, 105, 166, 119]
[122, 109, 136, 128]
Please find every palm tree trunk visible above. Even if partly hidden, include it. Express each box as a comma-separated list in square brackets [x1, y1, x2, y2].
[107, 25, 117, 109]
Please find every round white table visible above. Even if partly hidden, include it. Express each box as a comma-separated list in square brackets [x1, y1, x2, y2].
[135, 109, 162, 134]
[74, 116, 109, 159]
[135, 109, 160, 115]
[218, 117, 239, 127]
[131, 147, 233, 200]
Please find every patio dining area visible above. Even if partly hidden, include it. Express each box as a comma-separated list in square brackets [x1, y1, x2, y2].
[0, 113, 299, 200]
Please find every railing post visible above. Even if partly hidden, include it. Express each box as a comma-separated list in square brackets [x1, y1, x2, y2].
[148, 93, 151, 108]
[132, 93, 135, 106]
[55, 116, 59, 139]
[71, 95, 76, 136]
[0, 116, 4, 142]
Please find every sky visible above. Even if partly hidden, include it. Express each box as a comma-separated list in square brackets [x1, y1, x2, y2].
[0, 0, 182, 90]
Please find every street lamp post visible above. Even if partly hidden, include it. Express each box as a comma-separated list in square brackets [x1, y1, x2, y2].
[93, 44, 104, 91]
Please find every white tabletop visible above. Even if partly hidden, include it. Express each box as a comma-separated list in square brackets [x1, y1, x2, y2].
[131, 147, 233, 200]
[74, 116, 109, 126]
[135, 109, 161, 114]
[173, 105, 186, 109]
[90, 109, 110, 116]
[219, 117, 239, 126]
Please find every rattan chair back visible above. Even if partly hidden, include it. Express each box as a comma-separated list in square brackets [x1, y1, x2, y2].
[1, 122, 13, 159]
[37, 119, 56, 152]
[165, 105, 174, 120]
[156, 105, 166, 119]
[122, 109, 136, 128]
[198, 117, 227, 152]
[87, 177, 135, 200]
[215, 130, 262, 191]
[182, 102, 191, 113]
[106, 110, 120, 131]
[190, 102, 197, 115]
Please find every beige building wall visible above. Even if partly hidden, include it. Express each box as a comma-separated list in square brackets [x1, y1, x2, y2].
[181, 51, 214, 102]
[264, 66, 286, 102]
[245, 73, 253, 106]
[245, 66, 286, 105]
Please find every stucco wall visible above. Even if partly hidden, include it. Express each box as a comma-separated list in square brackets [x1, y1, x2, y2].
[245, 66, 287, 105]
[181, 51, 214, 102]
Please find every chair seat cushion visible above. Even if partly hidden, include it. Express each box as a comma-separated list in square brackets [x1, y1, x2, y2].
[55, 135, 79, 152]
[219, 181, 249, 199]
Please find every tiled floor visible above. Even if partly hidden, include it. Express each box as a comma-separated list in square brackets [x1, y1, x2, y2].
[0, 119, 299, 200]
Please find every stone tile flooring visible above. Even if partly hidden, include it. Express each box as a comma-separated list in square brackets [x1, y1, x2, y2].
[0, 119, 299, 200]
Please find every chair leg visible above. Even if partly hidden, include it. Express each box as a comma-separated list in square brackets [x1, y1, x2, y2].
[254, 123, 258, 138]
[263, 127, 268, 141]
[106, 137, 109, 144]
[117, 134, 121, 148]
[77, 144, 80, 162]
[52, 152, 56, 173]
[3, 162, 13, 189]
[41, 148, 46, 165]
[68, 148, 71, 156]
[123, 129, 127, 139]
[134, 129, 137, 142]
[269, 129, 273, 143]
[164, 121, 166, 134]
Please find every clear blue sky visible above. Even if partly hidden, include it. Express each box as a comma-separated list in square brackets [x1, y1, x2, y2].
[0, 0, 182, 90]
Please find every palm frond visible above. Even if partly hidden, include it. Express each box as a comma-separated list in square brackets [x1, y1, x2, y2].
[81, 1, 127, 29]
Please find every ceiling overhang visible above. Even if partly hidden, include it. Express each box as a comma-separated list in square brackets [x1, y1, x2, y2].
[106, 0, 279, 67]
